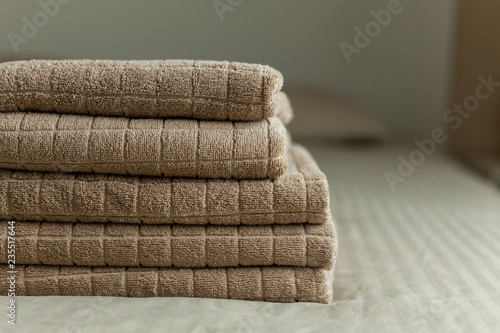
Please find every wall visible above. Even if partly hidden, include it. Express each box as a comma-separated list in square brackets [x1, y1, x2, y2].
[452, 0, 500, 154]
[0, 0, 457, 138]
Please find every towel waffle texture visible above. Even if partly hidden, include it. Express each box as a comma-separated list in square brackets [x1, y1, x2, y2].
[0, 218, 337, 268]
[0, 265, 333, 303]
[0, 112, 288, 179]
[0, 60, 283, 121]
[0, 145, 330, 225]
[0, 59, 335, 304]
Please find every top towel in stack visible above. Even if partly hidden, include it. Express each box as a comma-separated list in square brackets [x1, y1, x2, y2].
[0, 60, 289, 179]
[0, 60, 335, 304]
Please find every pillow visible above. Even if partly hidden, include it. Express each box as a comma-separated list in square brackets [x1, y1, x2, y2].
[284, 86, 389, 143]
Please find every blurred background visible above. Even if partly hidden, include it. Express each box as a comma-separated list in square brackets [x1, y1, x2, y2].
[1, 0, 499, 175]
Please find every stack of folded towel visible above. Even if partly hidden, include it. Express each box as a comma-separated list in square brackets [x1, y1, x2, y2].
[0, 60, 337, 303]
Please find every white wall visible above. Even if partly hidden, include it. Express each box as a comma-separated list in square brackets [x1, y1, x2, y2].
[0, 0, 457, 138]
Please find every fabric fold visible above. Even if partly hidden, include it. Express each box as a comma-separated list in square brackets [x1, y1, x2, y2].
[0, 218, 337, 268]
[0, 265, 334, 303]
[0, 145, 330, 225]
[0, 60, 283, 121]
[0, 112, 288, 179]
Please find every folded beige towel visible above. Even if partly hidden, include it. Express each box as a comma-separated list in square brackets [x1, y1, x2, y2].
[0, 145, 330, 225]
[0, 60, 283, 121]
[0, 265, 333, 303]
[0, 218, 337, 268]
[0, 111, 288, 179]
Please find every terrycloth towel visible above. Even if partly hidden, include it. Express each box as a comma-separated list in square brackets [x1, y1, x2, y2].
[0, 265, 333, 303]
[0, 111, 288, 179]
[0, 218, 337, 268]
[0, 145, 330, 225]
[0, 60, 283, 121]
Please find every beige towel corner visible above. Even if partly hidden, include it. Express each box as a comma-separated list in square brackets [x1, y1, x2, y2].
[0, 217, 337, 268]
[0, 60, 283, 121]
[0, 111, 288, 179]
[0, 144, 330, 225]
[0, 265, 333, 303]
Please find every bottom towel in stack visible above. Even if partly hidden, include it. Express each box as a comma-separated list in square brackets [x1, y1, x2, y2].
[0, 266, 333, 303]
[0, 145, 336, 303]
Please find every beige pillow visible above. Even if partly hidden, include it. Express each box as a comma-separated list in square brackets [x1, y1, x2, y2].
[285, 86, 389, 142]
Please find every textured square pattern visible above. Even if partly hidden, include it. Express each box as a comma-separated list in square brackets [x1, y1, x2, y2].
[0, 112, 288, 179]
[0, 145, 330, 225]
[0, 218, 337, 268]
[0, 265, 333, 303]
[0, 60, 284, 121]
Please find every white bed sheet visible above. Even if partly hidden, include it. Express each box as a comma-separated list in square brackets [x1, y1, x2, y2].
[1, 141, 500, 333]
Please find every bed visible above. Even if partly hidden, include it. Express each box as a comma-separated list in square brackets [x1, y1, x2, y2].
[2, 85, 500, 332]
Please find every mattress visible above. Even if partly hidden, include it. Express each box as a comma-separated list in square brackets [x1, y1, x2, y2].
[2, 140, 499, 332]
